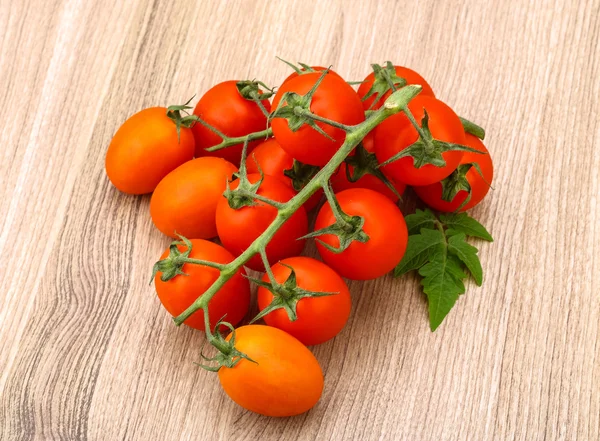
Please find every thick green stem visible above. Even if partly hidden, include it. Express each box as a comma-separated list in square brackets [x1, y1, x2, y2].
[173, 85, 422, 327]
[205, 128, 273, 152]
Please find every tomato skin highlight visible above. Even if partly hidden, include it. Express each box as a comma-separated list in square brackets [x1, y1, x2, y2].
[245, 138, 322, 211]
[357, 65, 435, 111]
[414, 134, 494, 212]
[192, 80, 271, 165]
[314, 188, 408, 280]
[271, 72, 365, 166]
[154, 239, 250, 331]
[105, 107, 195, 194]
[257, 257, 351, 345]
[216, 174, 308, 271]
[218, 325, 324, 417]
[375, 96, 466, 186]
[150, 157, 237, 239]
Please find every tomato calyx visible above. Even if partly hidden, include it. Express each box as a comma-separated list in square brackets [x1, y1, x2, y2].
[283, 160, 320, 192]
[343, 143, 402, 199]
[151, 235, 225, 282]
[236, 80, 275, 117]
[197, 319, 257, 372]
[362, 62, 407, 110]
[250, 263, 337, 323]
[166, 97, 198, 142]
[277, 57, 321, 76]
[301, 185, 370, 253]
[379, 110, 484, 169]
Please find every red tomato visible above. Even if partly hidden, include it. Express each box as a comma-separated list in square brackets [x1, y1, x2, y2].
[414, 134, 494, 211]
[216, 174, 308, 271]
[218, 325, 323, 416]
[282, 65, 343, 84]
[375, 95, 466, 186]
[192, 81, 271, 165]
[271, 72, 365, 166]
[314, 188, 408, 280]
[154, 239, 250, 331]
[245, 138, 322, 211]
[256, 257, 351, 345]
[150, 157, 237, 239]
[357, 65, 435, 110]
[105, 107, 195, 194]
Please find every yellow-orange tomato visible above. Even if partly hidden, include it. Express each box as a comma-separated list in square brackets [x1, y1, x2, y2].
[105, 107, 194, 194]
[218, 325, 324, 417]
[150, 157, 237, 239]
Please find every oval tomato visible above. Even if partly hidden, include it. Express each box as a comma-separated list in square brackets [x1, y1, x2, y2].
[357, 65, 435, 110]
[245, 138, 322, 211]
[150, 157, 237, 239]
[192, 81, 271, 165]
[216, 174, 308, 271]
[105, 107, 195, 194]
[257, 257, 351, 345]
[271, 72, 365, 166]
[375, 95, 466, 186]
[282, 65, 343, 84]
[314, 188, 408, 280]
[218, 325, 324, 417]
[154, 239, 250, 331]
[414, 134, 494, 211]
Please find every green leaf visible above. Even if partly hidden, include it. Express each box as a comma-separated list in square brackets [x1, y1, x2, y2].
[448, 233, 483, 285]
[405, 209, 437, 235]
[419, 252, 467, 331]
[394, 228, 445, 277]
[439, 212, 493, 242]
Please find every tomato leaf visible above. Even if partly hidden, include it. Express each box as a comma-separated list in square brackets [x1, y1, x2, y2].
[405, 208, 437, 235]
[447, 233, 483, 285]
[439, 212, 493, 241]
[394, 228, 445, 276]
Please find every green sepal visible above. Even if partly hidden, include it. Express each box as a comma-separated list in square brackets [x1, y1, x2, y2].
[151, 235, 193, 282]
[283, 160, 320, 192]
[362, 61, 407, 109]
[343, 143, 402, 199]
[166, 96, 198, 142]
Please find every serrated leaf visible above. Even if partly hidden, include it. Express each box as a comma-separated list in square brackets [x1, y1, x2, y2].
[448, 233, 483, 285]
[419, 252, 466, 331]
[405, 209, 437, 235]
[439, 212, 493, 242]
[394, 229, 445, 277]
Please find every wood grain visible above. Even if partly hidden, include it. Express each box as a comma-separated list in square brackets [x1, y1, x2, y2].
[1, 0, 599, 439]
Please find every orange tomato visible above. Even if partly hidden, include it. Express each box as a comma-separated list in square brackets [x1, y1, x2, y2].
[218, 325, 324, 416]
[105, 107, 194, 194]
[150, 157, 237, 239]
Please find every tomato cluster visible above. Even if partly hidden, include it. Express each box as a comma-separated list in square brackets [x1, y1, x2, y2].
[105, 60, 493, 418]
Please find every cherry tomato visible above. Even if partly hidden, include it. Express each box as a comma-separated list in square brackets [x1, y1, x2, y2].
[154, 239, 250, 331]
[414, 134, 493, 212]
[218, 325, 324, 417]
[192, 81, 271, 165]
[150, 157, 237, 239]
[257, 257, 351, 345]
[282, 65, 343, 84]
[216, 174, 308, 271]
[245, 138, 322, 211]
[375, 95, 466, 186]
[271, 72, 365, 166]
[105, 107, 194, 194]
[314, 188, 408, 280]
[357, 65, 435, 111]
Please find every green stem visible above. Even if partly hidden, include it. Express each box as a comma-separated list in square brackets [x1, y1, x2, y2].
[294, 107, 352, 132]
[172, 85, 423, 327]
[402, 108, 429, 143]
[205, 128, 273, 152]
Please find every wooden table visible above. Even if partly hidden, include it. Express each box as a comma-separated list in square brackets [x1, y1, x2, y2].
[1, 0, 599, 439]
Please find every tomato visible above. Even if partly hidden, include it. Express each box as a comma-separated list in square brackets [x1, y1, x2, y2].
[192, 81, 271, 165]
[414, 134, 494, 211]
[282, 65, 343, 84]
[216, 174, 308, 271]
[154, 239, 250, 331]
[314, 188, 408, 280]
[256, 257, 351, 345]
[218, 325, 323, 416]
[331, 164, 406, 202]
[375, 95, 466, 186]
[271, 72, 365, 166]
[357, 64, 435, 111]
[105, 107, 194, 194]
[150, 157, 237, 239]
[245, 138, 322, 211]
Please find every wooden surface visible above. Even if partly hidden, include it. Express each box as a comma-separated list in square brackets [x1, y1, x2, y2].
[1, 0, 599, 439]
